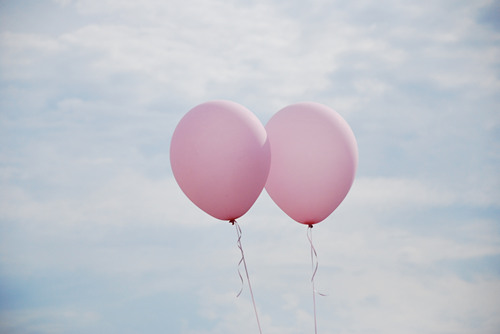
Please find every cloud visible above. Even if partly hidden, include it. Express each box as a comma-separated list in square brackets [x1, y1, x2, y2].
[0, 308, 100, 334]
[0, 0, 499, 333]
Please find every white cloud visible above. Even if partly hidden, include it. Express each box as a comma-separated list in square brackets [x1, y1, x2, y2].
[0, 0, 499, 333]
[1, 308, 100, 334]
[349, 177, 456, 210]
[0, 172, 205, 229]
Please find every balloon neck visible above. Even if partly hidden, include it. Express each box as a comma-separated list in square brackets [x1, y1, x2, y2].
[308, 224, 314, 229]
[229, 219, 236, 225]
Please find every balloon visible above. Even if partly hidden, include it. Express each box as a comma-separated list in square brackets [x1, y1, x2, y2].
[265, 102, 358, 225]
[170, 100, 271, 221]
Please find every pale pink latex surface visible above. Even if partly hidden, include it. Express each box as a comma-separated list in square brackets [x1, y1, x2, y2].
[170, 100, 270, 221]
[265, 102, 358, 225]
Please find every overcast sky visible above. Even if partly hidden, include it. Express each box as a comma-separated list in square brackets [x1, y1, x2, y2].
[0, 0, 499, 333]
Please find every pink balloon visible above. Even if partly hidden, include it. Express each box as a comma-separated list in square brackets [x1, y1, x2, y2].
[170, 100, 271, 221]
[265, 102, 358, 225]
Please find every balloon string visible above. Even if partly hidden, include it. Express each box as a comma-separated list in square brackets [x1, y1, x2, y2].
[307, 224, 327, 334]
[231, 220, 263, 334]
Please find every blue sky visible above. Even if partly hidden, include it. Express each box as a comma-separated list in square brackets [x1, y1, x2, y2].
[0, 0, 499, 333]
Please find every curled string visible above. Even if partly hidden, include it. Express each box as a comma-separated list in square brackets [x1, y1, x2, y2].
[307, 225, 327, 296]
[234, 221, 245, 298]
[307, 224, 327, 334]
[230, 220, 263, 334]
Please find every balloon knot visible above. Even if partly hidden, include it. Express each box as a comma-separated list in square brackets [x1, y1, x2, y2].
[308, 224, 314, 229]
[229, 219, 236, 225]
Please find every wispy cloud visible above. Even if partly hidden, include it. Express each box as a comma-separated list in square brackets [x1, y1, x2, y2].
[0, 0, 499, 333]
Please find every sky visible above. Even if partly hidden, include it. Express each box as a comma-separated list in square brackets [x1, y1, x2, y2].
[0, 0, 499, 333]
